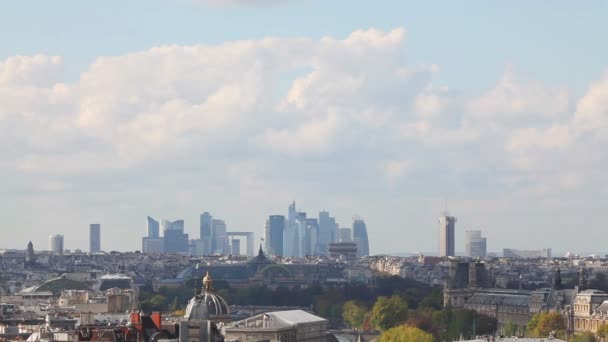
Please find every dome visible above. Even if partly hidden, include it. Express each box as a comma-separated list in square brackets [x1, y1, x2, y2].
[184, 272, 230, 323]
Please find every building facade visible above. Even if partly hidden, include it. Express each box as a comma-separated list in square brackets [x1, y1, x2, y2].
[267, 215, 285, 256]
[162, 219, 189, 254]
[503, 248, 551, 259]
[439, 214, 456, 257]
[89, 224, 101, 253]
[49, 234, 64, 255]
[352, 218, 369, 257]
[465, 230, 486, 258]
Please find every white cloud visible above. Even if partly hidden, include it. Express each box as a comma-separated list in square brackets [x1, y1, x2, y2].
[468, 65, 570, 122]
[2, 27, 608, 252]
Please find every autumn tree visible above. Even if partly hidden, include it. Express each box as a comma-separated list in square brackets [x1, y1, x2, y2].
[571, 332, 597, 342]
[371, 295, 409, 331]
[379, 325, 433, 342]
[597, 323, 608, 340]
[342, 300, 368, 329]
[526, 312, 566, 338]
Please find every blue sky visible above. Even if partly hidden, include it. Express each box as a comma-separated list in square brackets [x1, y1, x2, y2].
[1, 0, 607, 254]
[3, 1, 606, 91]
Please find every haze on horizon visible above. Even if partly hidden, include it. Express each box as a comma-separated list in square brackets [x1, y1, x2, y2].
[1, 1, 607, 255]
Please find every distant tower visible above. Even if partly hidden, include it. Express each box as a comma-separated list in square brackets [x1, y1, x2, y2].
[200, 212, 213, 254]
[49, 234, 64, 255]
[465, 230, 486, 258]
[352, 217, 369, 257]
[267, 215, 285, 256]
[25, 241, 36, 264]
[439, 214, 456, 257]
[89, 224, 101, 253]
[147, 216, 159, 238]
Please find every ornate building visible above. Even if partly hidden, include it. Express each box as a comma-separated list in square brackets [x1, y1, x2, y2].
[565, 289, 608, 336]
[179, 272, 229, 342]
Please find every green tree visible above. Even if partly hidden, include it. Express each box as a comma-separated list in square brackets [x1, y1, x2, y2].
[379, 325, 433, 342]
[527, 312, 565, 338]
[502, 320, 519, 337]
[371, 295, 409, 331]
[342, 301, 368, 329]
[571, 332, 597, 342]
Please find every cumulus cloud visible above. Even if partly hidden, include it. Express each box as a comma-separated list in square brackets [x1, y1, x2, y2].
[2, 27, 608, 252]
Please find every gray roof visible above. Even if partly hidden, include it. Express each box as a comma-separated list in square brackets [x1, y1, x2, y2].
[269, 310, 327, 326]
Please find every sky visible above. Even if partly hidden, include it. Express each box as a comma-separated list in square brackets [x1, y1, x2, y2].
[1, 0, 608, 255]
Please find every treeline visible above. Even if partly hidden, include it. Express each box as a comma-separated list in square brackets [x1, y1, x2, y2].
[139, 275, 439, 319]
[343, 295, 497, 341]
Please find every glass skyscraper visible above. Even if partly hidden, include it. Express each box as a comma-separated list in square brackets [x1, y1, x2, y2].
[352, 218, 369, 257]
[89, 224, 101, 253]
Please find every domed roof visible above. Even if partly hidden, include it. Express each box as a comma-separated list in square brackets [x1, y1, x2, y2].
[184, 272, 230, 323]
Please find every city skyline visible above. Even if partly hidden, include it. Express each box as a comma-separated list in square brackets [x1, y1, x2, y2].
[2, 1, 608, 254]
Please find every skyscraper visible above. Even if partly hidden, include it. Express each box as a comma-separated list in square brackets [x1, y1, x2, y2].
[339, 228, 352, 242]
[200, 212, 213, 255]
[143, 216, 163, 254]
[267, 215, 285, 256]
[147, 216, 159, 238]
[465, 230, 487, 258]
[162, 219, 189, 254]
[49, 234, 64, 255]
[304, 218, 318, 256]
[89, 224, 101, 253]
[212, 219, 227, 255]
[352, 217, 369, 257]
[283, 201, 298, 257]
[439, 214, 456, 257]
[318, 211, 333, 253]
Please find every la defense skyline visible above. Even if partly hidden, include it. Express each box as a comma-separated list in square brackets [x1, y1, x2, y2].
[137, 200, 370, 257]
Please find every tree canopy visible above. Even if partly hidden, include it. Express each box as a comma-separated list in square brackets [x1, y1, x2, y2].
[379, 325, 434, 342]
[371, 295, 409, 331]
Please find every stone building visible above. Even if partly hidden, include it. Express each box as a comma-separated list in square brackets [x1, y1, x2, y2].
[179, 272, 228, 342]
[224, 310, 329, 342]
[566, 289, 608, 335]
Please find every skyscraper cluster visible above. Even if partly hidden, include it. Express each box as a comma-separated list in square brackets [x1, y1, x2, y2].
[264, 201, 369, 258]
[142, 213, 250, 256]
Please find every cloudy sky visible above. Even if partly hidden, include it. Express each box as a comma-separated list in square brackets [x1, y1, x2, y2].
[1, 0, 607, 255]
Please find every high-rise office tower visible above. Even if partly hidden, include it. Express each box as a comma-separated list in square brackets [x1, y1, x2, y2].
[339, 228, 352, 242]
[49, 234, 64, 255]
[162, 219, 189, 254]
[231, 239, 241, 255]
[306, 218, 319, 256]
[267, 215, 285, 256]
[200, 212, 213, 254]
[89, 224, 101, 253]
[283, 201, 298, 257]
[143, 216, 163, 254]
[147, 216, 160, 238]
[296, 212, 307, 257]
[439, 214, 456, 257]
[352, 217, 369, 257]
[318, 211, 333, 253]
[212, 219, 227, 255]
[465, 230, 487, 258]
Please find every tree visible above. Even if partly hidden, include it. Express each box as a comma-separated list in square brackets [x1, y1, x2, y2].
[571, 332, 597, 342]
[379, 325, 433, 342]
[527, 312, 565, 338]
[502, 320, 519, 337]
[371, 295, 409, 331]
[597, 323, 608, 339]
[342, 301, 368, 329]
